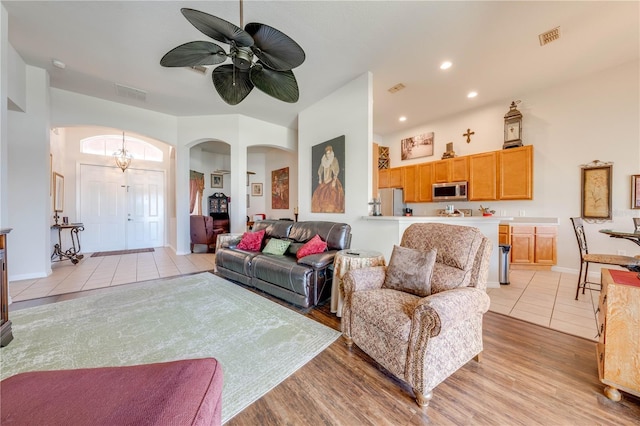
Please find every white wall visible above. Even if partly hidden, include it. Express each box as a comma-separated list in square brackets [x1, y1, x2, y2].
[298, 72, 375, 250]
[7, 66, 51, 279]
[0, 6, 9, 227]
[381, 60, 640, 274]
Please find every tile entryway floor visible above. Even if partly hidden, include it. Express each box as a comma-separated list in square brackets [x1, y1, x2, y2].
[9, 247, 216, 302]
[487, 269, 599, 341]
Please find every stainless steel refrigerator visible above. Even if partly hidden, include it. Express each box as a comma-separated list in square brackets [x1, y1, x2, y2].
[379, 188, 406, 216]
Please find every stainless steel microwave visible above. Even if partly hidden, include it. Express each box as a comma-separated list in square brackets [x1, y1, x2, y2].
[432, 181, 468, 201]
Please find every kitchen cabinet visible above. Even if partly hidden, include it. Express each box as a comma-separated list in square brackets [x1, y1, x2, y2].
[597, 269, 640, 402]
[498, 145, 533, 200]
[378, 167, 403, 189]
[433, 157, 469, 184]
[498, 224, 510, 245]
[510, 226, 535, 264]
[533, 226, 557, 265]
[468, 152, 497, 200]
[403, 165, 419, 203]
[510, 225, 557, 267]
[417, 162, 434, 202]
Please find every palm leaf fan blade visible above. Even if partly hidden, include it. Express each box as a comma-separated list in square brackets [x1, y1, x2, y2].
[181, 8, 254, 47]
[212, 64, 254, 105]
[160, 41, 227, 67]
[250, 64, 299, 103]
[245, 23, 305, 71]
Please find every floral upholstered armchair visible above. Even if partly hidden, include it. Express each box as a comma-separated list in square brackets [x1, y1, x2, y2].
[341, 223, 492, 407]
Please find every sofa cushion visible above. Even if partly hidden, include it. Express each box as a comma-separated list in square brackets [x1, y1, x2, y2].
[262, 238, 291, 255]
[288, 221, 351, 251]
[296, 234, 327, 259]
[237, 229, 266, 251]
[383, 245, 437, 297]
[251, 255, 313, 297]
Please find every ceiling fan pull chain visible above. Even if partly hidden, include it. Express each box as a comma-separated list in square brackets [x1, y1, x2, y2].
[239, 0, 244, 28]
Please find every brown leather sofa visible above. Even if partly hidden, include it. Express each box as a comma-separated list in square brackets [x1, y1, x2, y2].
[190, 215, 227, 253]
[215, 220, 352, 308]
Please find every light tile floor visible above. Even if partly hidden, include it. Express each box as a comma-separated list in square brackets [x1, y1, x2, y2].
[487, 268, 600, 341]
[8, 247, 216, 303]
[9, 253, 600, 341]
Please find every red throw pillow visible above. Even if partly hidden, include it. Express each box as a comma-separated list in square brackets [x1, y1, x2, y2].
[296, 234, 328, 259]
[237, 229, 265, 251]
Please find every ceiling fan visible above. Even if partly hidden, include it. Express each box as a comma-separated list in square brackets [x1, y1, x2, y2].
[160, 3, 305, 105]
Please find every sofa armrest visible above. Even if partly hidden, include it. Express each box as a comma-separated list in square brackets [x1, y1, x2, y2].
[412, 287, 490, 338]
[296, 250, 337, 269]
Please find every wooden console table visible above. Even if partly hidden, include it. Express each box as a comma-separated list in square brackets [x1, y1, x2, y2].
[51, 223, 85, 264]
[597, 269, 640, 401]
[1, 228, 13, 347]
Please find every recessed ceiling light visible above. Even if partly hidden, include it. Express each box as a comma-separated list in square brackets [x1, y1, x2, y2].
[440, 61, 452, 70]
[52, 59, 66, 69]
[467, 91, 478, 98]
[399, 116, 407, 122]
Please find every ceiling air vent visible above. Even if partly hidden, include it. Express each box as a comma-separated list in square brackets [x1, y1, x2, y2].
[114, 83, 147, 102]
[388, 83, 406, 94]
[539, 27, 561, 46]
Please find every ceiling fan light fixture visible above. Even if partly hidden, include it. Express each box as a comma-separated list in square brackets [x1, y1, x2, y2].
[161, 4, 305, 105]
[113, 132, 133, 172]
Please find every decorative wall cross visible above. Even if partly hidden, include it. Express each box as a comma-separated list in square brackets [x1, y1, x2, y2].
[463, 128, 475, 143]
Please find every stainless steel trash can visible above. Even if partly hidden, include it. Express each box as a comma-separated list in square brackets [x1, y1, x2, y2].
[498, 244, 511, 285]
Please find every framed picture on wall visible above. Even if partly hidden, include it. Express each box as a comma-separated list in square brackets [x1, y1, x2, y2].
[251, 183, 263, 196]
[53, 172, 64, 213]
[581, 162, 612, 220]
[311, 135, 345, 213]
[271, 167, 289, 209]
[632, 175, 640, 209]
[211, 173, 223, 188]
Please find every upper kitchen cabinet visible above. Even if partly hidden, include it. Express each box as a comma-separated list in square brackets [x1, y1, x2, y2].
[403, 165, 419, 203]
[433, 157, 469, 183]
[418, 162, 434, 202]
[468, 151, 498, 200]
[498, 145, 533, 200]
[378, 167, 403, 189]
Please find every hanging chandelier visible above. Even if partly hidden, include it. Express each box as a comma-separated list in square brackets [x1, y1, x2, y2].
[113, 132, 133, 172]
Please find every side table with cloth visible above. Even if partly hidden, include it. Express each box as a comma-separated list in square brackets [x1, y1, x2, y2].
[331, 249, 385, 317]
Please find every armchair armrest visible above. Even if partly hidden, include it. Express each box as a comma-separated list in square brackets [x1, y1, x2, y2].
[342, 266, 386, 295]
[412, 287, 490, 338]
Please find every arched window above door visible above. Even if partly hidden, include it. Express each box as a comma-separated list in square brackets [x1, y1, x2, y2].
[80, 135, 163, 162]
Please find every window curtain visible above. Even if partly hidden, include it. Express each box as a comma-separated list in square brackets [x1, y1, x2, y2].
[189, 170, 205, 215]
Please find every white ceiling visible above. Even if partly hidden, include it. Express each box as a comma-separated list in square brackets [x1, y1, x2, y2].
[3, 1, 639, 137]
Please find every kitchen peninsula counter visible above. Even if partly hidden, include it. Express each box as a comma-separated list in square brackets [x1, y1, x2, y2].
[360, 215, 508, 287]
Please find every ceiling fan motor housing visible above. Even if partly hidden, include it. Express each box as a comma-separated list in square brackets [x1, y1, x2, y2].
[233, 47, 254, 70]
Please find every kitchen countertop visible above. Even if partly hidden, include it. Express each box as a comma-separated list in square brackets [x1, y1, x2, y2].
[362, 216, 559, 225]
[500, 217, 559, 225]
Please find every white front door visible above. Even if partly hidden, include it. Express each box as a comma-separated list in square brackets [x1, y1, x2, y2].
[126, 168, 165, 249]
[80, 164, 165, 252]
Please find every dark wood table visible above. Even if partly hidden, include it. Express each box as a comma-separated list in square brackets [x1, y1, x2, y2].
[599, 229, 640, 247]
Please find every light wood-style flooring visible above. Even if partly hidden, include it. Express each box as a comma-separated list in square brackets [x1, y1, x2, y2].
[229, 297, 640, 425]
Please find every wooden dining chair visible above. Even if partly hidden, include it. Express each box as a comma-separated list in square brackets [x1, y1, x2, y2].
[570, 217, 640, 299]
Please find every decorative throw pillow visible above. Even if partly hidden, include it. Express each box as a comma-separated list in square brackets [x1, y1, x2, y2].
[236, 229, 266, 251]
[262, 238, 291, 255]
[383, 245, 437, 297]
[296, 234, 328, 259]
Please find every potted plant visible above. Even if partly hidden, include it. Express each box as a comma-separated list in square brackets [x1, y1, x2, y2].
[479, 205, 496, 217]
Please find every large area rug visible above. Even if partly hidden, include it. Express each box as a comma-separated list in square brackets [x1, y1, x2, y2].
[0, 273, 340, 423]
